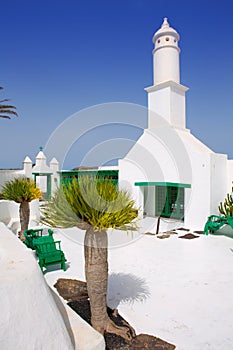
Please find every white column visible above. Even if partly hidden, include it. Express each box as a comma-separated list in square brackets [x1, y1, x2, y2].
[23, 156, 32, 178]
[50, 157, 60, 194]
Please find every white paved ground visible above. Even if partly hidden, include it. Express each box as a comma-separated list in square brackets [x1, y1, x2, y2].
[44, 217, 233, 350]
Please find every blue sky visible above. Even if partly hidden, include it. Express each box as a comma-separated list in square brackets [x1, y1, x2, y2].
[1, 0, 233, 169]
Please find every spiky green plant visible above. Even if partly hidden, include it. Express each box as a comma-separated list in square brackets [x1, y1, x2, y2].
[41, 177, 138, 340]
[219, 193, 233, 216]
[41, 177, 138, 230]
[0, 86, 18, 119]
[1, 177, 42, 240]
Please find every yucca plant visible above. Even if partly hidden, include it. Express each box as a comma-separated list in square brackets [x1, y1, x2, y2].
[41, 177, 138, 340]
[0, 177, 42, 240]
[219, 193, 233, 216]
[0, 86, 18, 119]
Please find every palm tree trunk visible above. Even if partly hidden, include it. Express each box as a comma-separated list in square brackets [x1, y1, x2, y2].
[19, 201, 30, 241]
[84, 226, 135, 341]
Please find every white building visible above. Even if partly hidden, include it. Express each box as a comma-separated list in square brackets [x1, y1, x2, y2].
[0, 148, 59, 232]
[0, 148, 60, 199]
[119, 18, 233, 230]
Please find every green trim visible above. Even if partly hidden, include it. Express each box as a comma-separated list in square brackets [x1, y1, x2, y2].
[47, 175, 52, 200]
[59, 170, 118, 174]
[32, 172, 53, 175]
[135, 181, 191, 188]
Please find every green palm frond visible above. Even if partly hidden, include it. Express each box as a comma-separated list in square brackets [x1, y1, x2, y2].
[0, 86, 18, 119]
[0, 177, 42, 203]
[41, 177, 138, 231]
[41, 187, 81, 228]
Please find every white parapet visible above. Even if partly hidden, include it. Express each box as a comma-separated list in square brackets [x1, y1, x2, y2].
[50, 286, 106, 350]
[0, 223, 74, 350]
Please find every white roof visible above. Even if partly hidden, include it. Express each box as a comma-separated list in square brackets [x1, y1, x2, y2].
[50, 157, 59, 165]
[36, 151, 46, 160]
[23, 156, 32, 164]
[153, 17, 179, 43]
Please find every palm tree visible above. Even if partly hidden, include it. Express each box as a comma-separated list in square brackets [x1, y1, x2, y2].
[0, 177, 42, 240]
[41, 177, 138, 341]
[0, 86, 18, 119]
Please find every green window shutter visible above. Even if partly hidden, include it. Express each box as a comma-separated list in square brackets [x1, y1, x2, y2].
[155, 186, 184, 219]
[155, 186, 167, 216]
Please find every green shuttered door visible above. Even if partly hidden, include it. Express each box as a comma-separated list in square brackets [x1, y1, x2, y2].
[155, 186, 184, 219]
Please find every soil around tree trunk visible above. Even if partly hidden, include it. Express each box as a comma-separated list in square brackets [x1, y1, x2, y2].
[54, 278, 176, 350]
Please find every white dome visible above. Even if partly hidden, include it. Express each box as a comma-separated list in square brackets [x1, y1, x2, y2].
[153, 18, 179, 43]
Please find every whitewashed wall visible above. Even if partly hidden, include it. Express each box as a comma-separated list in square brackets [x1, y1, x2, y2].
[0, 223, 74, 350]
[227, 160, 233, 194]
[144, 186, 155, 217]
[0, 169, 24, 190]
[210, 153, 228, 213]
[147, 84, 187, 129]
[0, 199, 40, 233]
[179, 131, 229, 229]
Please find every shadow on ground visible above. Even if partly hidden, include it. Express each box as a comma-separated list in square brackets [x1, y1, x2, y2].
[107, 272, 150, 309]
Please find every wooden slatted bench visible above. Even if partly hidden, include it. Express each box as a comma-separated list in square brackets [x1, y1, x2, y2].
[35, 240, 67, 273]
[24, 228, 54, 250]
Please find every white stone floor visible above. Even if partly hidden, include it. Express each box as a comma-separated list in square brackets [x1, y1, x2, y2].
[44, 217, 233, 350]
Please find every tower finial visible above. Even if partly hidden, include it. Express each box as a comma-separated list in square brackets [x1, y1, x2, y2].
[39, 146, 43, 151]
[162, 17, 169, 28]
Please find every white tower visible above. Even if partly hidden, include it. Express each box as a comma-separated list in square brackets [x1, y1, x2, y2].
[145, 18, 188, 130]
[152, 17, 180, 85]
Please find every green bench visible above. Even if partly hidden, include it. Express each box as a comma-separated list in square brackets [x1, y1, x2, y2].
[33, 235, 54, 246]
[24, 228, 54, 250]
[35, 240, 67, 274]
[204, 215, 233, 235]
[24, 228, 67, 273]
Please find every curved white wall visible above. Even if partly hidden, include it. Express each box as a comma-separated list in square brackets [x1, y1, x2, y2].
[0, 199, 40, 233]
[0, 223, 74, 350]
